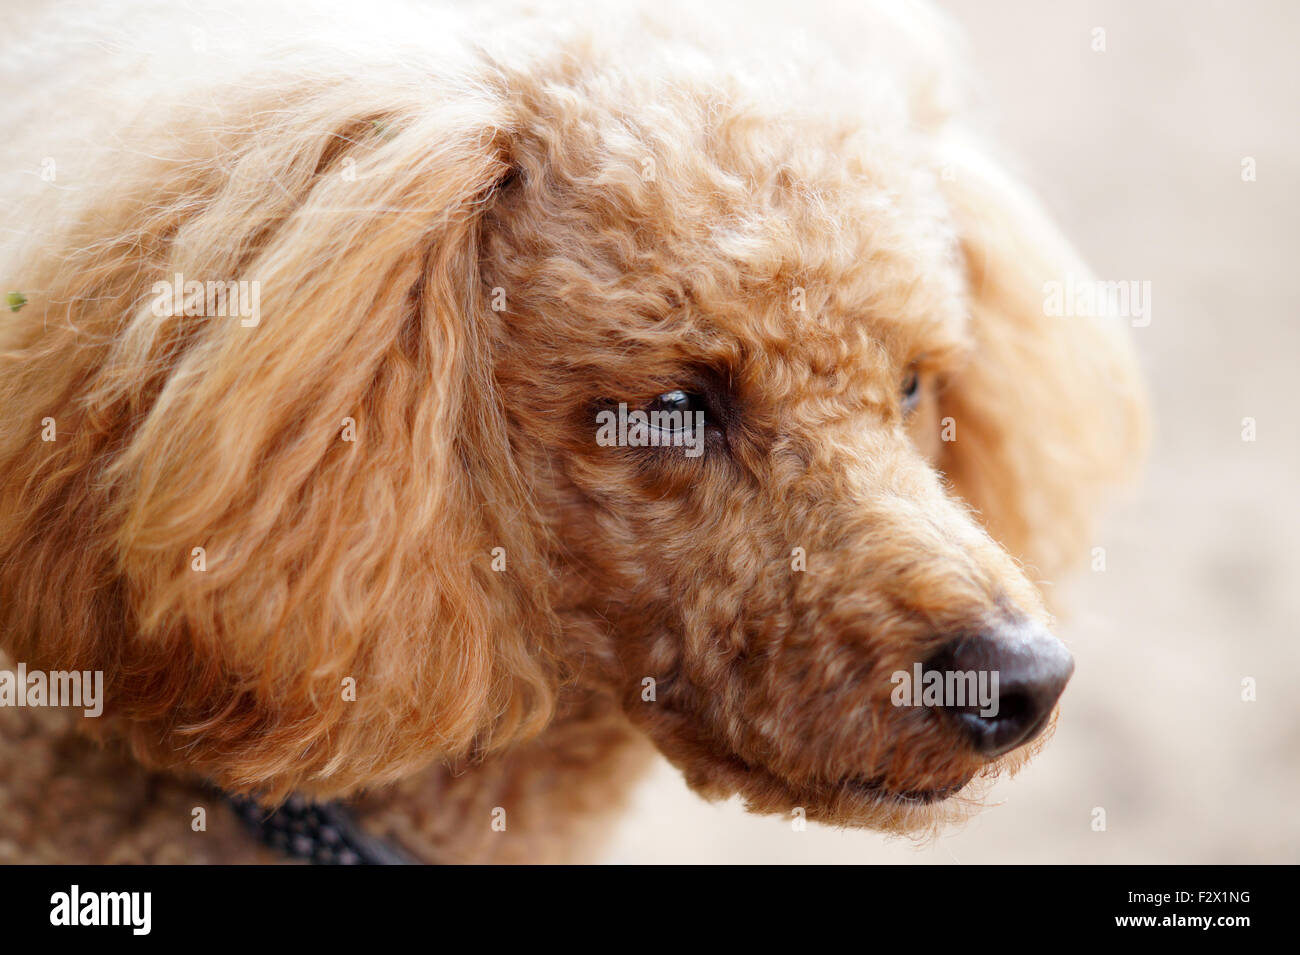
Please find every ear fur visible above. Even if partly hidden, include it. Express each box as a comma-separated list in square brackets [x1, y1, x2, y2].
[0, 75, 557, 797]
[936, 135, 1148, 582]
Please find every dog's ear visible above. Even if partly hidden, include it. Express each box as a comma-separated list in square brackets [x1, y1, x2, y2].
[934, 134, 1147, 581]
[0, 82, 556, 797]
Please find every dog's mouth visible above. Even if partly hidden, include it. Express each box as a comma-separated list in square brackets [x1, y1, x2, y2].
[638, 699, 982, 825]
[840, 774, 972, 806]
[730, 754, 978, 823]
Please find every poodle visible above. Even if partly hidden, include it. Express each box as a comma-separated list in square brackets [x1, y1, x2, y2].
[0, 0, 1145, 863]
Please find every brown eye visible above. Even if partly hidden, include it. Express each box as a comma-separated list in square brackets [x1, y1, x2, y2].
[900, 367, 921, 413]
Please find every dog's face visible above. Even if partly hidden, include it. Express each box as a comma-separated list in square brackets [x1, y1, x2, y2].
[478, 86, 1081, 828]
[0, 18, 1142, 827]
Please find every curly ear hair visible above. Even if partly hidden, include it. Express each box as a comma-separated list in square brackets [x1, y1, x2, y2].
[936, 134, 1147, 581]
[0, 70, 557, 798]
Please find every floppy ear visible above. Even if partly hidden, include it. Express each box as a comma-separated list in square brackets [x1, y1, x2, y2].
[935, 134, 1147, 582]
[0, 78, 556, 797]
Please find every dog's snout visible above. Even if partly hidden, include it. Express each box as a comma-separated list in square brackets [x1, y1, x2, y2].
[925, 624, 1074, 758]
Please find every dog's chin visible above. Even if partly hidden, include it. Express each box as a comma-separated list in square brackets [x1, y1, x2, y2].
[704, 757, 984, 833]
[793, 771, 977, 829]
[642, 706, 1051, 832]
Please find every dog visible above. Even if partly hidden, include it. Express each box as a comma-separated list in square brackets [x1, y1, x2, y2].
[0, 0, 1144, 863]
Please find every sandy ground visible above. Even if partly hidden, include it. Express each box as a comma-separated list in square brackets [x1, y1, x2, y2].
[602, 0, 1300, 863]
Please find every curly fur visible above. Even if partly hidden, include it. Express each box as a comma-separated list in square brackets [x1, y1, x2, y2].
[0, 0, 1144, 863]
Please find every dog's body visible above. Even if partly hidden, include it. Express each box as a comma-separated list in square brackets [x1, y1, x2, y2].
[0, 0, 1143, 863]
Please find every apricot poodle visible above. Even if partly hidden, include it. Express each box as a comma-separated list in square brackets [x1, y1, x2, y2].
[0, 0, 1144, 863]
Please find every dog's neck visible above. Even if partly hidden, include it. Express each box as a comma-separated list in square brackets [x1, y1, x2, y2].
[224, 693, 655, 864]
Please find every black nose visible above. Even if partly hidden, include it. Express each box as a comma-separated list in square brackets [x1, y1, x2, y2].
[925, 624, 1074, 758]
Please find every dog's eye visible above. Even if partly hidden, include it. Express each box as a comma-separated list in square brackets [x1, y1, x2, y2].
[900, 367, 921, 413]
[593, 388, 714, 456]
[644, 390, 707, 427]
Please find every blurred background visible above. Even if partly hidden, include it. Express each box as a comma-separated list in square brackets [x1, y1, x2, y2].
[603, 0, 1300, 863]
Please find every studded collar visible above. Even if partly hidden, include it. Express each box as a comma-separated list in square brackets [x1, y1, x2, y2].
[224, 791, 419, 865]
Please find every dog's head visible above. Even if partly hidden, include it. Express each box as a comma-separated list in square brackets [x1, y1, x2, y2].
[475, 51, 1144, 828]
[0, 6, 1143, 828]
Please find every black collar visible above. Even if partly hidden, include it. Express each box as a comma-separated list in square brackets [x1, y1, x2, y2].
[224, 791, 420, 865]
